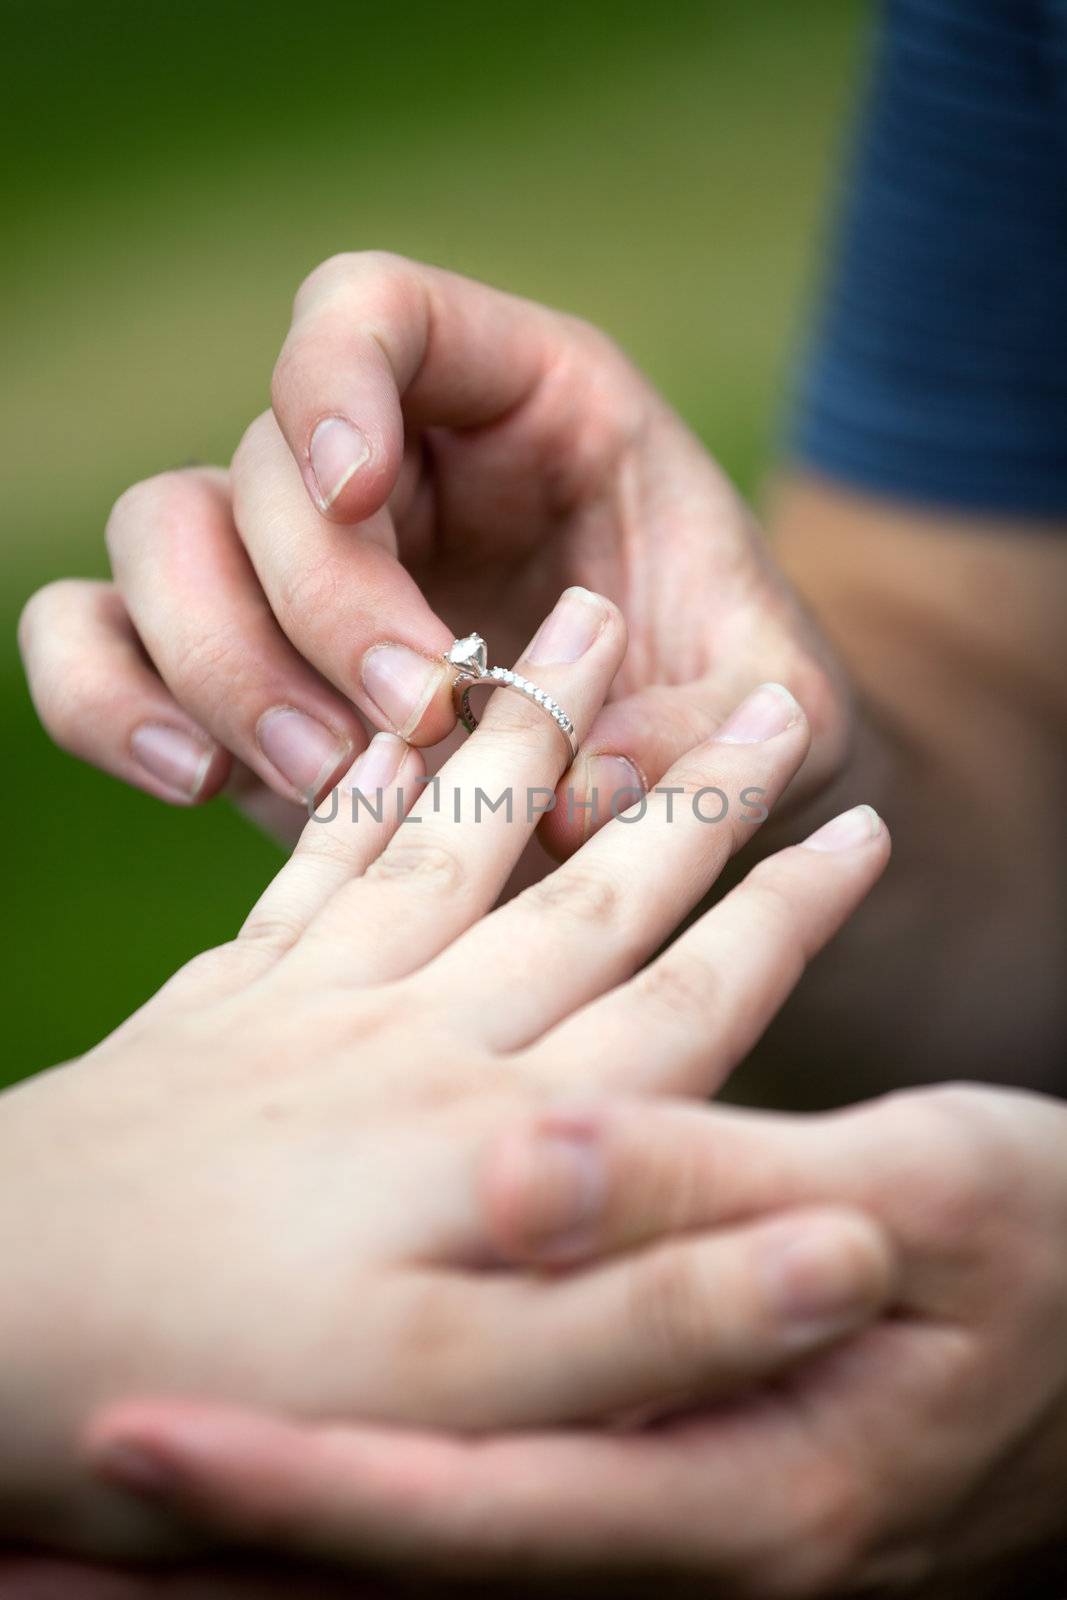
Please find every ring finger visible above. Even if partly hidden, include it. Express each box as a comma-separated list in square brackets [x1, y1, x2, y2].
[424, 681, 809, 1049]
[286, 587, 627, 985]
[531, 801, 890, 1095]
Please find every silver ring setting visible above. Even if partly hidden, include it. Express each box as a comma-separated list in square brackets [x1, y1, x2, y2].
[444, 633, 578, 760]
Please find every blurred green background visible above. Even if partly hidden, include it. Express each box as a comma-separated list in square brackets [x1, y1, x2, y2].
[2, 0, 863, 1083]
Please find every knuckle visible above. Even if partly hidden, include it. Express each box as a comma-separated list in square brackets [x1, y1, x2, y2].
[477, 680, 588, 761]
[519, 865, 624, 929]
[293, 251, 360, 311]
[159, 940, 273, 1000]
[917, 1084, 1017, 1224]
[274, 549, 342, 625]
[269, 341, 298, 414]
[743, 851, 802, 901]
[171, 615, 248, 704]
[401, 1054, 506, 1111]
[394, 1275, 467, 1372]
[17, 579, 80, 659]
[295, 823, 360, 870]
[534, 329, 650, 507]
[626, 1244, 709, 1370]
[293, 248, 413, 317]
[384, 1272, 510, 1424]
[616, 1128, 716, 1243]
[736, 869, 811, 971]
[760, 1461, 876, 1596]
[230, 410, 277, 481]
[479, 710, 550, 759]
[872, 1086, 1011, 1244]
[920, 1080, 1001, 1130]
[365, 836, 464, 895]
[656, 755, 723, 804]
[238, 905, 308, 956]
[631, 948, 715, 1023]
[105, 471, 190, 565]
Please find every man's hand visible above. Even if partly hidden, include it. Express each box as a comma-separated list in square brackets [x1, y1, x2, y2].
[19, 252, 848, 858]
[94, 1085, 1067, 1596]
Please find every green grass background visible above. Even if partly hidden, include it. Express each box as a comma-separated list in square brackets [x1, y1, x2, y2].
[1, 0, 863, 1082]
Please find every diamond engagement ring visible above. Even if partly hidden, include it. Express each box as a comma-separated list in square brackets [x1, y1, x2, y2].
[444, 633, 579, 760]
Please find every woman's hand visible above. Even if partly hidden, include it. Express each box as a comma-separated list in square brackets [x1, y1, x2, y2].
[18, 252, 848, 857]
[2, 588, 890, 1560]
[115, 1085, 1067, 1596]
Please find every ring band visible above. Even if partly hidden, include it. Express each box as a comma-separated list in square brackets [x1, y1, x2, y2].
[444, 633, 579, 760]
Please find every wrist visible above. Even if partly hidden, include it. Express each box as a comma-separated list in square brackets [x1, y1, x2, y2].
[737, 475, 1067, 1092]
[0, 1073, 177, 1557]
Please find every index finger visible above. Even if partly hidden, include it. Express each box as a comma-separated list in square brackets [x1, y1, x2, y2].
[272, 251, 572, 521]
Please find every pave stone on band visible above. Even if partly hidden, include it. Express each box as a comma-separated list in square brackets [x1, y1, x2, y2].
[444, 633, 579, 760]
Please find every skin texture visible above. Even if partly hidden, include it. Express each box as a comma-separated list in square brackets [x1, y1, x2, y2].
[19, 258, 1065, 1093]
[15, 256, 1067, 1591]
[93, 1086, 1067, 1598]
[1, 591, 894, 1566]
[18, 252, 847, 864]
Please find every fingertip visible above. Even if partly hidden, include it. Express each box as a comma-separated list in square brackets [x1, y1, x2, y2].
[800, 803, 888, 855]
[86, 1401, 286, 1506]
[272, 309, 406, 525]
[255, 706, 362, 807]
[129, 723, 231, 807]
[579, 752, 647, 841]
[713, 681, 808, 747]
[191, 742, 235, 805]
[335, 728, 425, 801]
[85, 1402, 192, 1502]
[534, 751, 645, 860]
[758, 1206, 897, 1350]
[404, 669, 461, 747]
[307, 416, 371, 516]
[483, 1108, 609, 1264]
[360, 644, 457, 746]
[304, 413, 400, 526]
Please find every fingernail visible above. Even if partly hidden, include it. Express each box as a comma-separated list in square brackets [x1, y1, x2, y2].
[256, 707, 352, 800]
[131, 722, 213, 799]
[527, 587, 608, 665]
[340, 730, 408, 796]
[309, 416, 371, 511]
[362, 644, 445, 739]
[93, 1439, 175, 1502]
[714, 682, 800, 744]
[511, 1123, 606, 1262]
[761, 1219, 877, 1346]
[583, 755, 645, 838]
[802, 804, 882, 852]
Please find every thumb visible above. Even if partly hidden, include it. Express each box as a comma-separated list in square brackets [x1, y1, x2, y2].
[539, 671, 849, 861]
[537, 682, 730, 860]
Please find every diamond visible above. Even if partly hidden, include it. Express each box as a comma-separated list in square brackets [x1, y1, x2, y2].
[446, 633, 487, 676]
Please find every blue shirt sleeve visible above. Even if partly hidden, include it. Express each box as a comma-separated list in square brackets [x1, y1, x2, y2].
[791, 0, 1067, 518]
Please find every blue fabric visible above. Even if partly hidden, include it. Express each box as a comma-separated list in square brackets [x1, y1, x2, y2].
[792, 0, 1067, 517]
